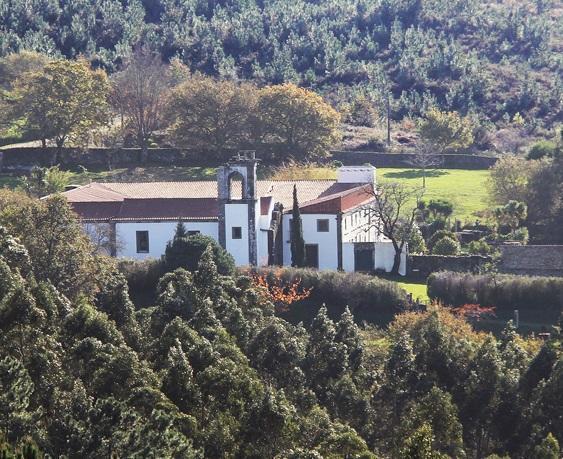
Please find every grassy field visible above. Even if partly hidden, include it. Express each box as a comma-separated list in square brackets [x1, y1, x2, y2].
[396, 280, 429, 303]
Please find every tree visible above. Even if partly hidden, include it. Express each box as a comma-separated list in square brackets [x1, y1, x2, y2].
[494, 200, 527, 234]
[18, 165, 72, 197]
[167, 76, 257, 154]
[533, 433, 560, 459]
[487, 155, 543, 205]
[164, 232, 235, 275]
[407, 142, 443, 188]
[431, 237, 460, 255]
[0, 191, 101, 300]
[0, 356, 35, 443]
[290, 185, 306, 267]
[10, 58, 109, 156]
[257, 84, 340, 161]
[365, 182, 424, 274]
[112, 47, 173, 161]
[418, 109, 473, 154]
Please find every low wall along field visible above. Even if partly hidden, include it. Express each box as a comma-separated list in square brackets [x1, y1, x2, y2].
[0, 147, 497, 172]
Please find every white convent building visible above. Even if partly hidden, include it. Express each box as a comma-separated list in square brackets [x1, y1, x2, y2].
[62, 153, 406, 274]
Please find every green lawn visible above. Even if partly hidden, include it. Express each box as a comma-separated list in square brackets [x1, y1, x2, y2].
[378, 168, 490, 223]
[396, 280, 429, 303]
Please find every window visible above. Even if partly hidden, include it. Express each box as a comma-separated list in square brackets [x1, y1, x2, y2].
[317, 219, 329, 232]
[232, 226, 242, 239]
[136, 231, 149, 253]
[187, 230, 200, 236]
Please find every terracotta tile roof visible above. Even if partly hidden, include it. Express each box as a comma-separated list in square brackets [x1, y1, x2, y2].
[299, 184, 374, 214]
[64, 180, 369, 221]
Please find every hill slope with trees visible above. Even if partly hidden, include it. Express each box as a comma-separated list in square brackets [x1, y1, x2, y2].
[1, 0, 561, 133]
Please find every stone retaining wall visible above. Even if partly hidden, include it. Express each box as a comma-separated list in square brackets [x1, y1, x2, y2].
[498, 245, 563, 277]
[0, 147, 498, 172]
[409, 254, 491, 279]
[331, 151, 497, 169]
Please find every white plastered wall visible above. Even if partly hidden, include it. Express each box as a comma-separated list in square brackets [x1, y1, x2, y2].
[115, 221, 218, 259]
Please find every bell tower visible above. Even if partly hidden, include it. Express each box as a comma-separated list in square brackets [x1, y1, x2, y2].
[218, 151, 259, 266]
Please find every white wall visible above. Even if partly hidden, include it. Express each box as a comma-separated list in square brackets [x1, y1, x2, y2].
[374, 241, 407, 276]
[342, 206, 378, 243]
[225, 203, 249, 266]
[342, 241, 407, 275]
[282, 213, 339, 270]
[342, 243, 355, 272]
[115, 221, 218, 260]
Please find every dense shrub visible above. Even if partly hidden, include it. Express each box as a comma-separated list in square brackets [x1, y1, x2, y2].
[428, 271, 563, 311]
[432, 237, 461, 255]
[527, 141, 558, 160]
[164, 234, 235, 275]
[117, 258, 164, 303]
[467, 239, 492, 255]
[427, 230, 457, 252]
[254, 267, 409, 324]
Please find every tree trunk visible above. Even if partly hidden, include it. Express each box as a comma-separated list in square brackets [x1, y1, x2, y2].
[138, 135, 148, 164]
[391, 240, 402, 275]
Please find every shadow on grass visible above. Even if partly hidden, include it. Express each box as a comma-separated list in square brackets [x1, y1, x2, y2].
[383, 169, 449, 179]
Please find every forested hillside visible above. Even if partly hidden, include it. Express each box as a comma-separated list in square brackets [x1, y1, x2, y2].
[1, 0, 561, 129]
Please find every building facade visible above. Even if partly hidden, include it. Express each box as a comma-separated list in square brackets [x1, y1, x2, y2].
[64, 153, 406, 274]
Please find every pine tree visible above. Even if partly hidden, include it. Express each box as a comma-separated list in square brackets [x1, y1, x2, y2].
[533, 433, 560, 459]
[290, 185, 306, 267]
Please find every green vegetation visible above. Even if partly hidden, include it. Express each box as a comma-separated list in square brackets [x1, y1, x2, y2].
[396, 280, 429, 303]
[0, 0, 561, 137]
[0, 189, 561, 457]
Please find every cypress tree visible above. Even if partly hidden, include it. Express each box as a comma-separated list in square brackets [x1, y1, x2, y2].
[174, 219, 187, 239]
[290, 184, 306, 267]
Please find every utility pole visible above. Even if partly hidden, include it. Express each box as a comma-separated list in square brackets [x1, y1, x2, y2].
[386, 92, 391, 147]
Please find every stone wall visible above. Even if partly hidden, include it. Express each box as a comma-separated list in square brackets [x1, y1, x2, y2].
[331, 151, 497, 169]
[0, 146, 497, 172]
[409, 254, 491, 279]
[498, 245, 563, 277]
[0, 147, 232, 172]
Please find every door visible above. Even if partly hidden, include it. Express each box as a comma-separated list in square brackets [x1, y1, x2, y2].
[354, 244, 374, 272]
[305, 244, 319, 269]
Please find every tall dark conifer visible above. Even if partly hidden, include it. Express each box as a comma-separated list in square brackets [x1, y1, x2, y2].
[290, 184, 306, 267]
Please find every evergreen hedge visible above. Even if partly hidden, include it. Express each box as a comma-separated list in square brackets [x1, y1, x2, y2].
[255, 267, 410, 324]
[428, 271, 563, 311]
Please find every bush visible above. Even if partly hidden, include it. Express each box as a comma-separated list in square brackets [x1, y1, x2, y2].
[253, 267, 409, 323]
[117, 258, 165, 306]
[164, 234, 235, 275]
[467, 239, 492, 255]
[432, 237, 461, 255]
[427, 230, 456, 252]
[527, 141, 558, 160]
[427, 271, 563, 311]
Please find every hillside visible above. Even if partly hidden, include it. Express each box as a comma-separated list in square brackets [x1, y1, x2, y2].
[1, 0, 561, 134]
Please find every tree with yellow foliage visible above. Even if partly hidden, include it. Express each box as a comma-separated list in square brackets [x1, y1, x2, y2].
[257, 83, 341, 160]
[418, 108, 473, 154]
[10, 58, 109, 158]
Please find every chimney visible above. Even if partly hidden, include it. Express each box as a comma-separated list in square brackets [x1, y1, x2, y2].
[336, 165, 376, 185]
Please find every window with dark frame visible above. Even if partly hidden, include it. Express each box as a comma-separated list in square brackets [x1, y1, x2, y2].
[232, 226, 242, 239]
[317, 219, 329, 232]
[187, 230, 200, 236]
[136, 231, 149, 253]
